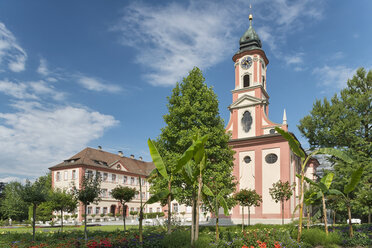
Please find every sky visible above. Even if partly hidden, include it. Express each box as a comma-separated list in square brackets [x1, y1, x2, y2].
[0, 0, 371, 183]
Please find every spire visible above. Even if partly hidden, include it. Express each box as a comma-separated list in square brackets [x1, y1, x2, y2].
[282, 109, 287, 125]
[238, 4, 262, 53]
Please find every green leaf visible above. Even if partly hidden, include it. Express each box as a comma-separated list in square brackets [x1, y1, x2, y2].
[328, 189, 345, 198]
[148, 139, 169, 181]
[344, 166, 364, 194]
[275, 127, 305, 159]
[176, 134, 208, 172]
[200, 154, 207, 172]
[182, 162, 193, 185]
[202, 185, 214, 197]
[303, 176, 318, 187]
[316, 191, 323, 199]
[316, 148, 353, 164]
[146, 189, 170, 205]
[218, 197, 229, 216]
[320, 173, 334, 190]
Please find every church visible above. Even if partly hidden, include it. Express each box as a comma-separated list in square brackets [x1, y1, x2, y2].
[49, 13, 318, 225]
[224, 14, 318, 224]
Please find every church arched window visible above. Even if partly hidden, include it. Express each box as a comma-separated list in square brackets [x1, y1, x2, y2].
[243, 75, 250, 87]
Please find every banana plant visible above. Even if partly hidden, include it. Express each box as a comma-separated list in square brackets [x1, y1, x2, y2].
[202, 181, 229, 241]
[323, 166, 364, 237]
[179, 134, 210, 245]
[299, 173, 335, 235]
[275, 127, 354, 241]
[147, 135, 208, 235]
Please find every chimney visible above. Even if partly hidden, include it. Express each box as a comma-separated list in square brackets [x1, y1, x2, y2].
[98, 145, 102, 150]
[130, 154, 134, 159]
[118, 151, 123, 157]
[139, 156, 143, 161]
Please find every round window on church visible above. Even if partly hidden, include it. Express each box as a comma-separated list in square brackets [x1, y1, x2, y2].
[244, 156, 251, 163]
[269, 129, 275, 134]
[265, 153, 278, 164]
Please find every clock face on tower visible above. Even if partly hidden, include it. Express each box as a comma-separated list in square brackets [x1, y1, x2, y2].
[241, 111, 253, 133]
[240, 57, 252, 69]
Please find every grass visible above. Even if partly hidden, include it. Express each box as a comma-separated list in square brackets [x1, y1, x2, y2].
[0, 224, 140, 233]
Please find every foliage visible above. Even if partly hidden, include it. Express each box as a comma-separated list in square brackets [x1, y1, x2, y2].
[72, 175, 101, 241]
[49, 188, 77, 231]
[0, 182, 28, 221]
[28, 201, 54, 223]
[269, 180, 295, 204]
[110, 185, 136, 231]
[298, 67, 372, 209]
[151, 67, 235, 212]
[234, 189, 262, 227]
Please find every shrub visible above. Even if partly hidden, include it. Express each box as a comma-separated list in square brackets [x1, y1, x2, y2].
[300, 228, 342, 247]
[160, 230, 190, 248]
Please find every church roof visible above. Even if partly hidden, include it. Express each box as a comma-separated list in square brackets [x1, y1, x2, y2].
[236, 15, 262, 54]
[49, 147, 155, 176]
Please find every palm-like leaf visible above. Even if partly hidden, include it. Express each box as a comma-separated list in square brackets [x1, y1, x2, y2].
[275, 127, 305, 159]
[146, 189, 170, 205]
[316, 148, 353, 164]
[320, 173, 334, 190]
[202, 185, 214, 197]
[148, 139, 169, 181]
[344, 166, 363, 194]
[218, 196, 229, 216]
[176, 135, 208, 172]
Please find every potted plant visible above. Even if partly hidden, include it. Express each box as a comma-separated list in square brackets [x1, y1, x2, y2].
[115, 213, 121, 220]
[91, 214, 96, 222]
[108, 213, 114, 221]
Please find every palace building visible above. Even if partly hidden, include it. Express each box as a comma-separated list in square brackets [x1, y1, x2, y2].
[224, 14, 318, 224]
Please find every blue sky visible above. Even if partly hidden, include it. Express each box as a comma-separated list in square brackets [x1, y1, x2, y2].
[0, 0, 371, 182]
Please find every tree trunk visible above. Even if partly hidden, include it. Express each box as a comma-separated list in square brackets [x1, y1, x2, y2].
[195, 175, 202, 242]
[322, 194, 328, 235]
[307, 207, 310, 229]
[32, 204, 36, 241]
[248, 207, 250, 226]
[61, 209, 64, 232]
[241, 206, 244, 231]
[123, 204, 126, 232]
[282, 200, 284, 225]
[139, 176, 143, 243]
[167, 180, 172, 235]
[297, 172, 304, 242]
[191, 192, 195, 246]
[216, 215, 219, 241]
[84, 204, 87, 242]
[347, 204, 353, 237]
[332, 210, 336, 227]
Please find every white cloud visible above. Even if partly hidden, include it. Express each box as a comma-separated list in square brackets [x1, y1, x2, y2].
[313, 65, 356, 89]
[0, 79, 64, 101]
[77, 76, 122, 93]
[113, 0, 324, 84]
[0, 176, 25, 183]
[285, 53, 304, 65]
[0, 102, 119, 178]
[113, 1, 236, 86]
[0, 22, 27, 72]
[37, 58, 49, 76]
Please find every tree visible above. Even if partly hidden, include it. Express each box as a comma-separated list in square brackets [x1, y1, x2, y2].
[151, 67, 235, 233]
[22, 179, 48, 241]
[235, 189, 262, 229]
[50, 189, 77, 232]
[73, 175, 101, 241]
[329, 166, 364, 237]
[0, 182, 28, 221]
[269, 180, 295, 225]
[275, 127, 354, 241]
[111, 185, 136, 232]
[356, 184, 372, 224]
[298, 68, 371, 185]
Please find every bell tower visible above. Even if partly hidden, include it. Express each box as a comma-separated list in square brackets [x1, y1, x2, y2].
[226, 13, 286, 139]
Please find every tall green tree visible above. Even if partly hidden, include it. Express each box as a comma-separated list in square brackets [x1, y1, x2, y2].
[356, 184, 372, 224]
[111, 185, 136, 232]
[22, 179, 48, 241]
[50, 189, 77, 232]
[151, 67, 235, 230]
[298, 68, 371, 184]
[0, 182, 28, 221]
[269, 180, 295, 225]
[73, 175, 101, 241]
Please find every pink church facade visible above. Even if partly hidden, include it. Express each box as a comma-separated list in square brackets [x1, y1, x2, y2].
[224, 15, 318, 224]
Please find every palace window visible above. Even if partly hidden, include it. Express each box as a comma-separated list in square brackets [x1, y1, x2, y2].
[103, 207, 108, 214]
[131, 177, 135, 185]
[87, 207, 92, 214]
[112, 174, 116, 182]
[103, 173, 108, 181]
[95, 207, 100, 215]
[64, 171, 68, 181]
[243, 74, 250, 87]
[56, 172, 61, 181]
[123, 176, 127, 184]
[72, 170, 76, 180]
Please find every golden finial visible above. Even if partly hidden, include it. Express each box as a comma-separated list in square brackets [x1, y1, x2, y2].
[249, 2, 253, 25]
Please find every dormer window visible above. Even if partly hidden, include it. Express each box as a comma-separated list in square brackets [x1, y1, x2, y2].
[243, 75, 250, 88]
